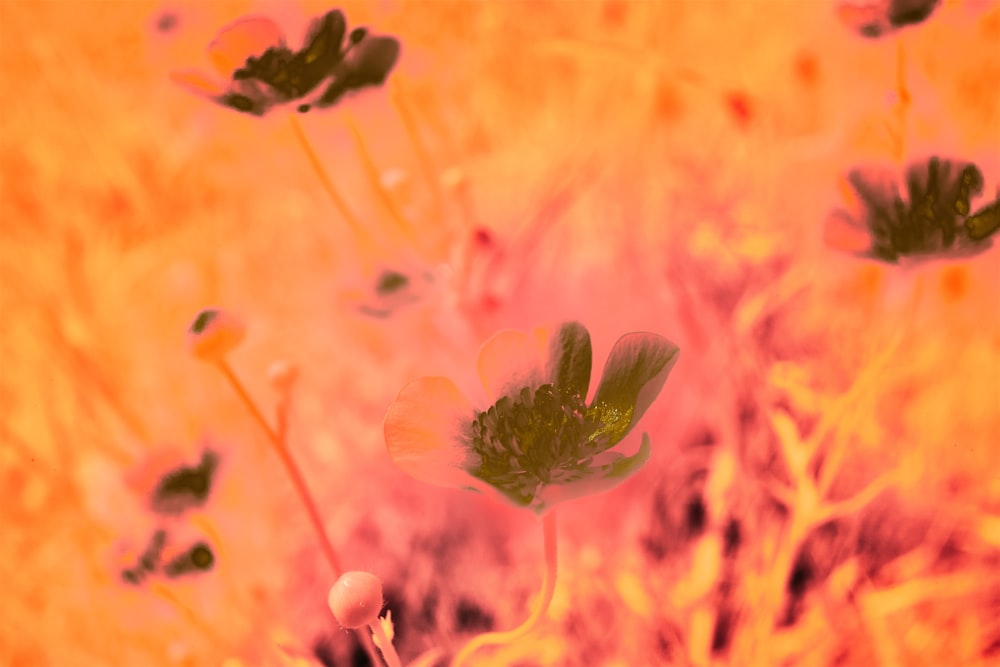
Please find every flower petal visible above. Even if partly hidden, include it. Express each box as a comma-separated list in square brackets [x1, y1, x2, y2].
[170, 69, 227, 98]
[208, 16, 284, 78]
[295, 10, 348, 95]
[534, 433, 652, 513]
[477, 327, 550, 403]
[545, 321, 592, 401]
[384, 377, 479, 489]
[824, 211, 871, 254]
[344, 36, 400, 87]
[315, 36, 401, 108]
[589, 332, 680, 446]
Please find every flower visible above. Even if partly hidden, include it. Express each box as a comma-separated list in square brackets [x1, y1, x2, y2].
[171, 9, 400, 116]
[186, 308, 246, 361]
[825, 157, 998, 264]
[836, 0, 941, 39]
[384, 322, 680, 514]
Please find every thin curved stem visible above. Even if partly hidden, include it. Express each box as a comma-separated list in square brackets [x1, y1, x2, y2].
[342, 111, 421, 251]
[289, 115, 372, 248]
[215, 360, 343, 578]
[214, 360, 384, 664]
[450, 510, 558, 667]
[370, 619, 403, 667]
[390, 78, 444, 217]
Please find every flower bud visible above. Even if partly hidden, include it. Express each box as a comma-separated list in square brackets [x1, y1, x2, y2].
[328, 571, 383, 629]
[186, 308, 245, 362]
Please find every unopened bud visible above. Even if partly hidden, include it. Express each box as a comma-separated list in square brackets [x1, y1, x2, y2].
[328, 571, 383, 629]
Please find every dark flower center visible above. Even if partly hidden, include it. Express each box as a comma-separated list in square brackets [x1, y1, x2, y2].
[847, 157, 989, 263]
[468, 383, 613, 506]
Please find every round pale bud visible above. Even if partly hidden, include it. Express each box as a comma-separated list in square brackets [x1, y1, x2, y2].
[328, 571, 383, 629]
[186, 308, 245, 362]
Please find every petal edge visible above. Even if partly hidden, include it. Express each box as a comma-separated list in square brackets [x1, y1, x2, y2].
[384, 377, 478, 489]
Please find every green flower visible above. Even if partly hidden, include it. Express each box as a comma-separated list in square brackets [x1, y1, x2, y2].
[383, 322, 680, 514]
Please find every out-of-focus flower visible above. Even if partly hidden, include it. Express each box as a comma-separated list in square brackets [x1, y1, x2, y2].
[825, 156, 999, 264]
[186, 308, 246, 361]
[836, 0, 941, 38]
[149, 449, 220, 516]
[172, 9, 400, 116]
[384, 322, 680, 515]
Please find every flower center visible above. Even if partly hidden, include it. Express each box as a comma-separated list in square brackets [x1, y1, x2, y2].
[468, 383, 612, 506]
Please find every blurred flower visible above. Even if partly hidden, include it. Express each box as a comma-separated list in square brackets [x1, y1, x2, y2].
[836, 0, 941, 38]
[172, 9, 400, 116]
[384, 322, 680, 514]
[826, 156, 999, 264]
[186, 308, 245, 361]
[149, 449, 220, 516]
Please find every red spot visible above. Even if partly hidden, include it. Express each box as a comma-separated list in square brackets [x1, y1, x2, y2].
[725, 91, 753, 129]
[939, 266, 969, 302]
[101, 188, 132, 221]
[794, 52, 820, 86]
[602, 0, 628, 28]
[653, 80, 683, 122]
[473, 227, 494, 248]
[480, 294, 502, 312]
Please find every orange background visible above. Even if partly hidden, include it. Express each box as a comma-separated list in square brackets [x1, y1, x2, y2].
[1, 1, 999, 665]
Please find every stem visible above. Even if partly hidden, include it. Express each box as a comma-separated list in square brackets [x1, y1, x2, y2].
[342, 111, 421, 251]
[370, 620, 403, 667]
[150, 582, 229, 651]
[390, 78, 445, 216]
[359, 630, 383, 667]
[893, 37, 910, 162]
[289, 114, 373, 248]
[215, 360, 343, 578]
[450, 510, 558, 667]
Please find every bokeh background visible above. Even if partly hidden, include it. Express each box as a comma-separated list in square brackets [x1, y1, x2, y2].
[1, 0, 999, 665]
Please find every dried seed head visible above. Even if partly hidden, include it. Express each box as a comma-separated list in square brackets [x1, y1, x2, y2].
[186, 308, 246, 362]
[328, 571, 383, 629]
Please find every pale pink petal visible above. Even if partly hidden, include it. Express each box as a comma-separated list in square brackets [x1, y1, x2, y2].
[824, 211, 871, 253]
[170, 69, 227, 98]
[476, 327, 551, 403]
[208, 16, 284, 77]
[384, 377, 479, 489]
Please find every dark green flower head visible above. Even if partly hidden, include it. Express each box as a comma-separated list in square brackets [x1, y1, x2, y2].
[385, 322, 680, 514]
[831, 157, 999, 264]
[173, 10, 400, 117]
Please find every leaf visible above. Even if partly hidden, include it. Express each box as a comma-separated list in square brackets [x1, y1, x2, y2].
[589, 333, 679, 446]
